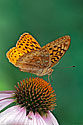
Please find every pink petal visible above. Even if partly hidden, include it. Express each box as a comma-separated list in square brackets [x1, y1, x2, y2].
[42, 113, 53, 125]
[34, 112, 47, 125]
[0, 93, 14, 100]
[0, 99, 14, 111]
[0, 105, 59, 125]
[0, 106, 28, 125]
[24, 115, 28, 125]
[42, 111, 59, 125]
[18, 108, 27, 124]
[0, 91, 14, 94]
[48, 111, 59, 125]
[13, 107, 26, 125]
[0, 106, 20, 123]
[27, 112, 35, 125]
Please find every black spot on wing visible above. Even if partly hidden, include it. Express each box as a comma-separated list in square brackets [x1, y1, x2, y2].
[50, 53, 53, 55]
[30, 44, 34, 47]
[35, 47, 40, 49]
[26, 44, 29, 46]
[59, 53, 63, 56]
[49, 48, 52, 50]
[61, 49, 66, 52]
[29, 48, 35, 50]
[52, 58, 57, 61]
[54, 45, 57, 48]
[51, 60, 54, 63]
[32, 41, 37, 44]
[53, 50, 57, 52]
[25, 46, 27, 49]
[54, 56, 59, 59]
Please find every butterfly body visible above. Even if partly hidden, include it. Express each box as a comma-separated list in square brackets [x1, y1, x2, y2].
[6, 33, 70, 76]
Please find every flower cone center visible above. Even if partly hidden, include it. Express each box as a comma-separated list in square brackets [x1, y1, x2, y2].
[14, 77, 56, 116]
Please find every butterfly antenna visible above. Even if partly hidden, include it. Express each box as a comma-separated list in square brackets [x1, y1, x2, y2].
[56, 65, 76, 69]
[31, 73, 32, 79]
[48, 74, 53, 83]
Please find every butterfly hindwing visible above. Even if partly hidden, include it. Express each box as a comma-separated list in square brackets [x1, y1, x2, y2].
[6, 47, 24, 65]
[16, 47, 50, 69]
[6, 33, 41, 66]
[16, 48, 51, 75]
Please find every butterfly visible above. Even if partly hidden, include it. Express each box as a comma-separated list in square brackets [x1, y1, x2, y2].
[6, 33, 70, 76]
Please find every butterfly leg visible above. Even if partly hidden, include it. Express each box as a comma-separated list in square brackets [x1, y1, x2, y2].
[31, 73, 32, 79]
[48, 75, 50, 83]
[50, 74, 53, 83]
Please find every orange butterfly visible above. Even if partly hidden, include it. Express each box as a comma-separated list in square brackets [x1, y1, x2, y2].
[6, 33, 70, 76]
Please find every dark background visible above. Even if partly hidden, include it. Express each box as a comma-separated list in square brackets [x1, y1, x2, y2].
[0, 0, 82, 124]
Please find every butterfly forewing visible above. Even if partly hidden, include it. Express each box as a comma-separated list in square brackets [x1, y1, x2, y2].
[16, 33, 41, 53]
[42, 35, 70, 67]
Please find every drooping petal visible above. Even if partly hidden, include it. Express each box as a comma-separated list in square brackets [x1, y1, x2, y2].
[0, 105, 59, 125]
[26, 112, 47, 125]
[0, 105, 27, 124]
[42, 111, 59, 125]
[42, 113, 53, 125]
[0, 91, 14, 94]
[27, 112, 35, 125]
[24, 115, 28, 125]
[0, 91, 14, 100]
[13, 107, 28, 125]
[48, 111, 59, 125]
[0, 99, 14, 111]
[35, 112, 47, 125]
[0, 105, 18, 124]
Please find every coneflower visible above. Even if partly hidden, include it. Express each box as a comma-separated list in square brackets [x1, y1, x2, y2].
[0, 77, 59, 125]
